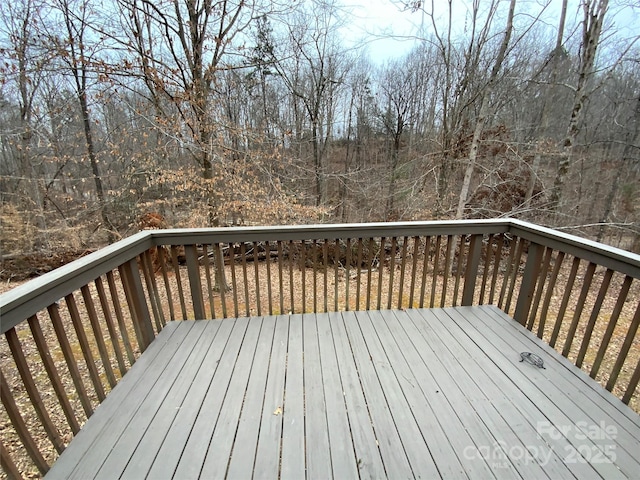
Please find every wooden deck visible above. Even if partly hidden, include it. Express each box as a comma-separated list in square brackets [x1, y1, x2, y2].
[45, 306, 640, 479]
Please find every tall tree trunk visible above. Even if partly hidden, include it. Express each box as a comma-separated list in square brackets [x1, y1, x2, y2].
[524, 0, 567, 206]
[78, 87, 113, 241]
[436, 0, 454, 213]
[597, 95, 640, 241]
[311, 119, 324, 206]
[385, 129, 401, 221]
[60, 0, 114, 241]
[551, 0, 609, 213]
[341, 93, 355, 222]
[455, 0, 516, 219]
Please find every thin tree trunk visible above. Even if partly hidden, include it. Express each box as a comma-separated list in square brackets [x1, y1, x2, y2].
[456, 0, 516, 219]
[597, 95, 640, 241]
[341, 93, 355, 222]
[551, 0, 609, 212]
[385, 131, 401, 221]
[61, 0, 114, 242]
[525, 0, 567, 206]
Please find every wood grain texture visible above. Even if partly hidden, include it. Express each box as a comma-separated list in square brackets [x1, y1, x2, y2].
[46, 308, 640, 479]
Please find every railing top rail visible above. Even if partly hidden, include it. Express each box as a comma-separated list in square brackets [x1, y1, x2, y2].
[148, 219, 512, 244]
[1, 219, 639, 334]
[508, 219, 640, 278]
[0, 232, 152, 333]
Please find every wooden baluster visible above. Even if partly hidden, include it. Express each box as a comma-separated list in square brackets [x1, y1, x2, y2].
[498, 236, 518, 309]
[576, 269, 614, 368]
[605, 300, 640, 393]
[5, 328, 66, 454]
[170, 246, 188, 319]
[504, 238, 525, 314]
[334, 239, 340, 311]
[590, 276, 633, 379]
[323, 239, 329, 312]
[156, 246, 176, 321]
[277, 241, 285, 315]
[366, 238, 375, 310]
[80, 285, 117, 388]
[65, 293, 106, 401]
[47, 303, 93, 417]
[229, 243, 238, 318]
[513, 242, 544, 326]
[265, 241, 273, 316]
[479, 234, 494, 304]
[0, 369, 49, 475]
[387, 237, 397, 310]
[377, 237, 385, 311]
[488, 234, 504, 305]
[201, 244, 217, 319]
[430, 236, 441, 308]
[536, 251, 565, 340]
[27, 314, 81, 434]
[452, 236, 465, 306]
[253, 242, 262, 316]
[355, 238, 364, 310]
[312, 240, 318, 313]
[216, 243, 229, 318]
[120, 259, 154, 351]
[462, 234, 483, 307]
[185, 245, 205, 320]
[141, 250, 165, 329]
[525, 247, 553, 331]
[622, 355, 640, 405]
[94, 277, 127, 376]
[301, 241, 307, 313]
[117, 264, 143, 350]
[0, 439, 23, 480]
[289, 240, 295, 313]
[397, 237, 408, 309]
[240, 242, 250, 317]
[549, 256, 581, 348]
[419, 236, 431, 308]
[408, 237, 420, 308]
[345, 238, 352, 311]
[106, 271, 136, 365]
[562, 262, 597, 357]
[441, 235, 453, 307]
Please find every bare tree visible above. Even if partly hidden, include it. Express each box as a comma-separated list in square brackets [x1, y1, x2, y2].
[455, 0, 517, 219]
[268, 0, 350, 206]
[597, 92, 640, 240]
[48, 0, 115, 240]
[524, 0, 568, 206]
[377, 59, 416, 220]
[551, 0, 609, 212]
[117, 0, 255, 211]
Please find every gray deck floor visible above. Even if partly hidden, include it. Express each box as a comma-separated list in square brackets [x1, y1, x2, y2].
[46, 306, 640, 479]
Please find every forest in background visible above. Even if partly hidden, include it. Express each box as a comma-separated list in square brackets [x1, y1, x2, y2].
[1, 0, 639, 261]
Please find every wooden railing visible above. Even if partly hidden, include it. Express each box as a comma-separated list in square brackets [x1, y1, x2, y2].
[1, 219, 639, 478]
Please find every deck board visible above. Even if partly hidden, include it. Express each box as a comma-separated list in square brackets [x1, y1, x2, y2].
[120, 319, 223, 479]
[252, 315, 289, 480]
[442, 307, 634, 479]
[46, 307, 640, 479]
[325, 311, 386, 479]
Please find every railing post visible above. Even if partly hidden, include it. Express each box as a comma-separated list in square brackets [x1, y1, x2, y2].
[185, 245, 206, 320]
[121, 258, 155, 351]
[513, 242, 544, 326]
[462, 234, 483, 306]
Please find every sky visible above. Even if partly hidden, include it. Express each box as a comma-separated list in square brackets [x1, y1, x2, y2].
[339, 0, 640, 63]
[340, 0, 424, 61]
